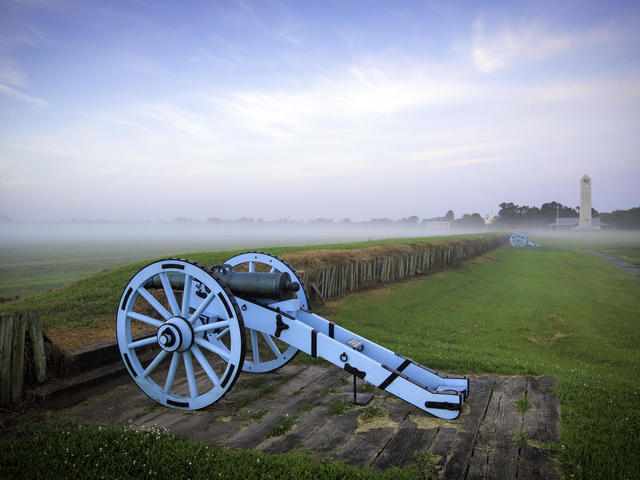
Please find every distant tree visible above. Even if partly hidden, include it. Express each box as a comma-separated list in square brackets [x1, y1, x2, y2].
[0, 214, 16, 223]
[173, 217, 195, 224]
[396, 215, 419, 225]
[600, 207, 640, 229]
[206, 217, 225, 224]
[453, 213, 486, 230]
[540, 202, 563, 224]
[310, 218, 333, 224]
[498, 201, 578, 227]
[495, 202, 521, 227]
[370, 218, 393, 225]
[562, 206, 579, 218]
[445, 210, 455, 222]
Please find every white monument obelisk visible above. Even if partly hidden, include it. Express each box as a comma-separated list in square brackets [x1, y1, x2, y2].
[578, 174, 592, 228]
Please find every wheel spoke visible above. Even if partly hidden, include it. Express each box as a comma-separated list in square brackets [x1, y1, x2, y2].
[261, 332, 281, 357]
[128, 336, 157, 349]
[214, 327, 230, 340]
[191, 344, 220, 386]
[159, 272, 181, 316]
[188, 292, 216, 324]
[127, 311, 164, 328]
[142, 350, 168, 377]
[181, 274, 192, 318]
[195, 337, 230, 361]
[250, 329, 260, 363]
[118, 258, 247, 410]
[222, 252, 304, 374]
[138, 287, 172, 320]
[164, 352, 180, 394]
[193, 320, 230, 333]
[183, 350, 198, 398]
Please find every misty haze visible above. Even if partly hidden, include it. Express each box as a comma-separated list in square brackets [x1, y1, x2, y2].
[1, 2, 639, 478]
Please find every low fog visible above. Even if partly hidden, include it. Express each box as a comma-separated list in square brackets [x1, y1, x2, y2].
[2, 221, 638, 266]
[2, 220, 639, 301]
[0, 221, 487, 269]
[523, 229, 640, 247]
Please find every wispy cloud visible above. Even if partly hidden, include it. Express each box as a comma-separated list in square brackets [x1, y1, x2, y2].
[0, 83, 47, 105]
[471, 18, 615, 73]
[217, 65, 480, 138]
[130, 103, 209, 136]
[0, 58, 25, 86]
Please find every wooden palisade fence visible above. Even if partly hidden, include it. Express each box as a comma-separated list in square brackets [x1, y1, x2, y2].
[0, 311, 46, 406]
[297, 236, 508, 303]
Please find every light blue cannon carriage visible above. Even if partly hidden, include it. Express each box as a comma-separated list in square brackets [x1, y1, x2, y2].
[116, 252, 469, 419]
[510, 232, 540, 247]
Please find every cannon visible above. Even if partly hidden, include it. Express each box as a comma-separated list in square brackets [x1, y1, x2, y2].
[510, 232, 540, 247]
[116, 252, 469, 419]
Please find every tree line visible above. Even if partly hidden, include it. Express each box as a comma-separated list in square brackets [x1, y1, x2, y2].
[493, 202, 640, 229]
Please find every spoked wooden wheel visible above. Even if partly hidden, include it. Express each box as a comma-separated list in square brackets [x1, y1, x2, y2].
[510, 232, 528, 247]
[223, 252, 309, 373]
[116, 259, 245, 410]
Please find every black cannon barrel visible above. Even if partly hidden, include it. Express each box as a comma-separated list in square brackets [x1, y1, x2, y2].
[145, 270, 300, 300]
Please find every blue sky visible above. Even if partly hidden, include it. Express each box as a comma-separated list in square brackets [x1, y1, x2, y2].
[1, 0, 639, 221]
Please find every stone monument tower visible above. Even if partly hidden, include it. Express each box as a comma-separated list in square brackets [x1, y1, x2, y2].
[579, 174, 592, 228]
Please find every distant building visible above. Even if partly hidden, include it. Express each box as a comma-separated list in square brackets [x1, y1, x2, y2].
[548, 217, 606, 230]
[484, 211, 496, 225]
[424, 221, 450, 232]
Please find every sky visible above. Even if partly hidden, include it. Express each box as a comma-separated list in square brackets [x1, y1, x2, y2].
[1, 0, 639, 222]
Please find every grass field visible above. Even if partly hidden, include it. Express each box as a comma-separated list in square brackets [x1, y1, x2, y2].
[0, 233, 486, 327]
[0, 422, 432, 480]
[600, 247, 640, 264]
[324, 238, 640, 479]
[0, 223, 439, 300]
[1, 232, 639, 478]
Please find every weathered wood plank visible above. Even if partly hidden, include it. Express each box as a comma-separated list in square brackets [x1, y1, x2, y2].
[335, 427, 396, 467]
[517, 443, 558, 480]
[524, 376, 560, 444]
[258, 402, 333, 454]
[467, 377, 527, 479]
[301, 408, 361, 453]
[27, 311, 47, 383]
[429, 427, 457, 467]
[10, 314, 27, 401]
[0, 314, 15, 406]
[443, 376, 495, 479]
[226, 368, 347, 450]
[487, 377, 527, 479]
[373, 419, 438, 470]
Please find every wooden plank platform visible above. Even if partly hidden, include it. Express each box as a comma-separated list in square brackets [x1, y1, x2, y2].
[52, 364, 560, 478]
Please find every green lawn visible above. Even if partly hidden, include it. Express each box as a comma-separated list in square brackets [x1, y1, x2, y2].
[0, 232, 487, 300]
[0, 422, 430, 480]
[1, 233, 639, 478]
[326, 240, 640, 479]
[0, 233, 491, 327]
[600, 247, 640, 264]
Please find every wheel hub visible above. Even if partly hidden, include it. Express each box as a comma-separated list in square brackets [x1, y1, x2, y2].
[157, 317, 194, 352]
